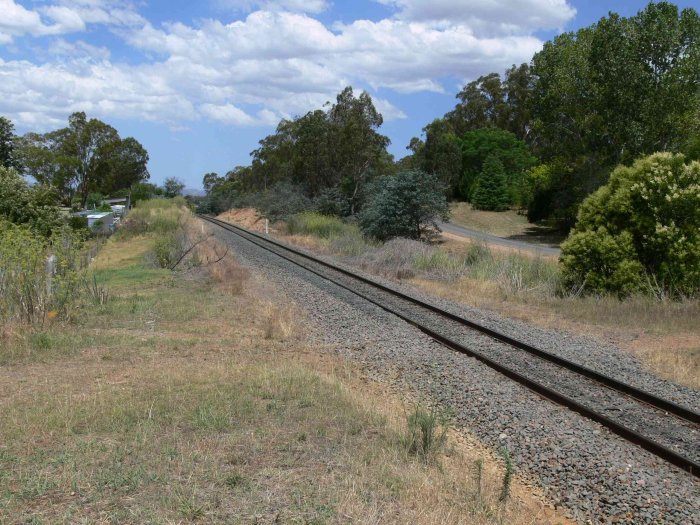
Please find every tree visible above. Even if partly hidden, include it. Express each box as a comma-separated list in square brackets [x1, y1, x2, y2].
[459, 128, 536, 202]
[0, 116, 20, 170]
[163, 177, 185, 198]
[471, 155, 510, 211]
[202, 172, 223, 194]
[247, 86, 391, 215]
[328, 87, 391, 214]
[99, 137, 149, 195]
[560, 152, 700, 297]
[130, 182, 163, 203]
[0, 166, 63, 236]
[419, 119, 463, 197]
[17, 112, 149, 206]
[359, 170, 449, 241]
[447, 65, 534, 140]
[528, 3, 700, 229]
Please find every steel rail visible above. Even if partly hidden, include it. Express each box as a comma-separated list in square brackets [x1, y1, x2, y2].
[200, 214, 700, 477]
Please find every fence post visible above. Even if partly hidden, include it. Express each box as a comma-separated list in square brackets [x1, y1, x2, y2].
[46, 254, 57, 296]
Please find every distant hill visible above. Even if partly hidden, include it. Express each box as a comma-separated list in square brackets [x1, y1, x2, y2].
[183, 188, 205, 197]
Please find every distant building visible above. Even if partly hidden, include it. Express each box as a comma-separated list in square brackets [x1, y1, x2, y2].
[73, 210, 114, 233]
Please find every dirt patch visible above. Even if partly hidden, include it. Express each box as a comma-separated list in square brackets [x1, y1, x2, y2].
[216, 207, 280, 233]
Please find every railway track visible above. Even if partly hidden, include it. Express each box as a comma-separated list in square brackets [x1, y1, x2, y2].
[199, 214, 700, 478]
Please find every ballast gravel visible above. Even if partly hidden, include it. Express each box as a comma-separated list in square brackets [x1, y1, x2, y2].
[210, 224, 700, 525]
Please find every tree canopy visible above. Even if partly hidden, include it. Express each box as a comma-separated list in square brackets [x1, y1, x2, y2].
[17, 112, 149, 207]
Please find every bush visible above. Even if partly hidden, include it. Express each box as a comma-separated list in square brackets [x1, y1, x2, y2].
[560, 152, 700, 297]
[0, 222, 86, 323]
[359, 170, 449, 242]
[237, 182, 312, 221]
[0, 166, 63, 237]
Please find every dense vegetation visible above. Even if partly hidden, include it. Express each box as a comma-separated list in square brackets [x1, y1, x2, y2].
[197, 2, 699, 297]
[561, 153, 700, 297]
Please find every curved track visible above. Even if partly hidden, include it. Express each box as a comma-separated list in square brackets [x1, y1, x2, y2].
[200, 214, 700, 478]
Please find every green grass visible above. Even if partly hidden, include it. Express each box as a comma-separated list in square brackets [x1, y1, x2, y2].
[286, 212, 357, 239]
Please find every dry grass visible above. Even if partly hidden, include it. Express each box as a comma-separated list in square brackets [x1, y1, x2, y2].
[412, 276, 700, 389]
[448, 202, 533, 238]
[0, 216, 572, 525]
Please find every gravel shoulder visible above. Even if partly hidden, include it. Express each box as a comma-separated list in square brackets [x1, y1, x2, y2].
[210, 221, 700, 525]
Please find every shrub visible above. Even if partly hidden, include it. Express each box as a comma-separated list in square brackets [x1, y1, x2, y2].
[237, 182, 312, 221]
[0, 222, 86, 323]
[0, 166, 63, 237]
[561, 152, 700, 297]
[359, 170, 449, 242]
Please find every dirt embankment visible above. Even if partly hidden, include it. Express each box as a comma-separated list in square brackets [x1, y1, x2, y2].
[216, 208, 280, 233]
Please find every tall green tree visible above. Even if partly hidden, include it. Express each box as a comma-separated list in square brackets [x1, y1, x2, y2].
[17, 112, 149, 207]
[471, 155, 511, 212]
[417, 119, 463, 197]
[0, 116, 20, 170]
[459, 128, 536, 202]
[328, 87, 391, 214]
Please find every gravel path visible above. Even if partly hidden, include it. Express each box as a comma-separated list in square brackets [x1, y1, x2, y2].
[209, 222, 700, 524]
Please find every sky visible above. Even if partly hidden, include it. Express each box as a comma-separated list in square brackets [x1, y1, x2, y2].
[1, 0, 697, 190]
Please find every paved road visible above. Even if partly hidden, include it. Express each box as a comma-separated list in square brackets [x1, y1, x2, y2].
[438, 221, 561, 257]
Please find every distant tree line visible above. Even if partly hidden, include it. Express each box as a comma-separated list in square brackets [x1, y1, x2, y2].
[0, 112, 189, 238]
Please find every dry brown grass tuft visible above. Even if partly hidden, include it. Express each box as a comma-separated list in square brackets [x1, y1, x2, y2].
[194, 235, 249, 295]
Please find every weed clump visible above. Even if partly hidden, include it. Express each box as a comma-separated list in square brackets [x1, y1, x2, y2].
[399, 404, 449, 464]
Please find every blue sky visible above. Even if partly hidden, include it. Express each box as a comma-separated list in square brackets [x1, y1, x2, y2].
[1, 0, 696, 190]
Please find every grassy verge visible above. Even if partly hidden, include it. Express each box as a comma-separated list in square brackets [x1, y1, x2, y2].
[250, 211, 699, 389]
[0, 205, 567, 524]
[446, 203, 530, 237]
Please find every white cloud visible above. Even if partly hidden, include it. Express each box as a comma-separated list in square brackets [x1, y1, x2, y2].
[0, 0, 573, 131]
[377, 0, 576, 34]
[200, 103, 257, 125]
[214, 0, 330, 14]
[0, 0, 145, 42]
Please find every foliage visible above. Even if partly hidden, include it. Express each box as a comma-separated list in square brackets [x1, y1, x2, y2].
[529, 3, 700, 227]
[163, 177, 185, 198]
[0, 166, 63, 237]
[286, 212, 356, 240]
[560, 152, 700, 296]
[409, 119, 463, 198]
[359, 170, 449, 242]
[17, 112, 149, 206]
[459, 128, 536, 202]
[130, 182, 163, 203]
[248, 86, 391, 215]
[447, 64, 534, 140]
[0, 116, 20, 170]
[197, 172, 240, 215]
[471, 155, 511, 211]
[0, 222, 87, 324]
[237, 181, 312, 221]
